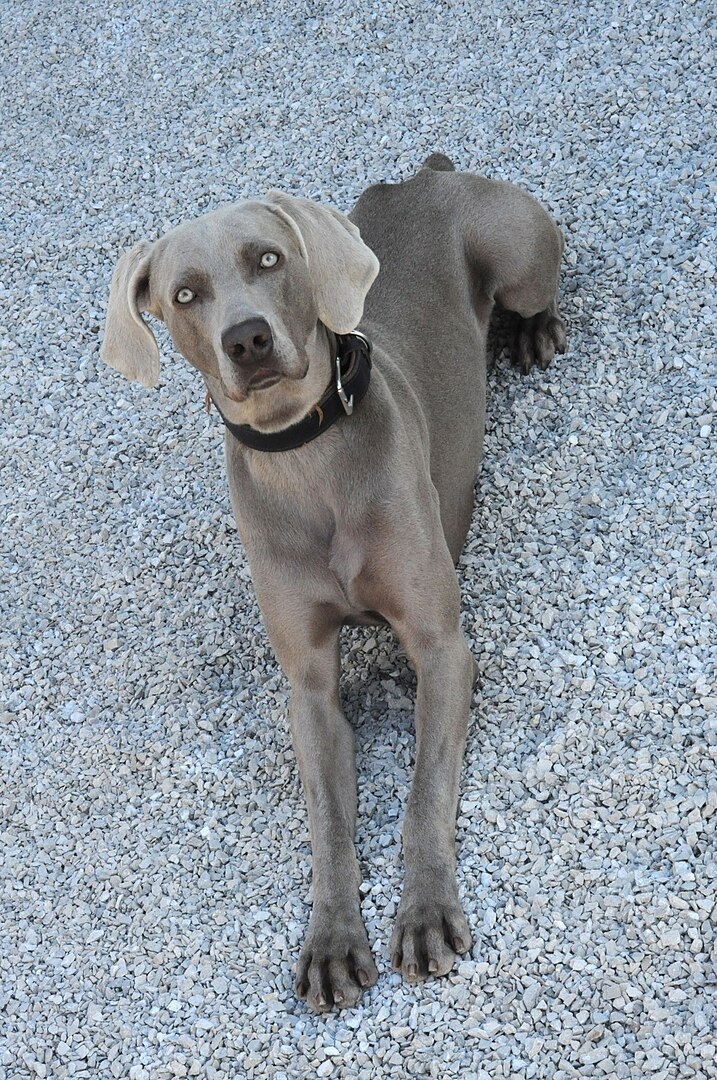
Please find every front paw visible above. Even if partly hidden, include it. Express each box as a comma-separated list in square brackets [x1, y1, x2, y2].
[513, 306, 567, 374]
[295, 906, 378, 1011]
[390, 886, 471, 982]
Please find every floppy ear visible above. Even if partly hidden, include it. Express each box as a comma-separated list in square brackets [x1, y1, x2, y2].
[265, 191, 380, 334]
[101, 240, 161, 388]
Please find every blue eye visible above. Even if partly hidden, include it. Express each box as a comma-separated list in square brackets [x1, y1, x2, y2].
[260, 252, 279, 269]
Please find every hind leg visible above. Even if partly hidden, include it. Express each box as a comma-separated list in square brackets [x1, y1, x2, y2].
[460, 174, 568, 374]
[493, 228, 567, 376]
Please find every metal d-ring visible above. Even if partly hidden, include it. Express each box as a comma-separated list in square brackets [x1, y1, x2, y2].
[335, 353, 354, 415]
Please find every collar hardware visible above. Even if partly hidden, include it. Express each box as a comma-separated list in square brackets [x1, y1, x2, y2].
[336, 353, 354, 415]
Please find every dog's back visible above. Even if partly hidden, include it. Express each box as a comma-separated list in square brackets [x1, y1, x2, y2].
[350, 156, 486, 364]
[350, 157, 490, 555]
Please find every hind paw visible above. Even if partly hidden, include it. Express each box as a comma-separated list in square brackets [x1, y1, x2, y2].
[512, 306, 567, 375]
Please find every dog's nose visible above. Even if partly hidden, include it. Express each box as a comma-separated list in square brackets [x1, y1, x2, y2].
[221, 317, 274, 366]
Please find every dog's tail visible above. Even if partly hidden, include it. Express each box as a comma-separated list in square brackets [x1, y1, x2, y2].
[422, 152, 456, 172]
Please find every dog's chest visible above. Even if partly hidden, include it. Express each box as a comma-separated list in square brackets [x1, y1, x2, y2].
[327, 524, 365, 607]
[326, 510, 397, 623]
[233, 442, 398, 621]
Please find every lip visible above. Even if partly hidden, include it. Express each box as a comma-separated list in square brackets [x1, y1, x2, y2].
[247, 370, 282, 392]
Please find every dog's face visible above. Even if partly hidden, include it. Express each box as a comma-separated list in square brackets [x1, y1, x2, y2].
[144, 203, 323, 432]
[102, 194, 379, 431]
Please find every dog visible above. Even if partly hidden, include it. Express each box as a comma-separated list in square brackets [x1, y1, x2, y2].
[102, 153, 566, 1010]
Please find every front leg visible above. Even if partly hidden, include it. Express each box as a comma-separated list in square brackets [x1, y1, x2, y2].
[389, 606, 475, 980]
[266, 611, 377, 1011]
[290, 683, 378, 1010]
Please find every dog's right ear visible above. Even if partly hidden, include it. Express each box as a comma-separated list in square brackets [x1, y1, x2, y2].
[101, 240, 161, 387]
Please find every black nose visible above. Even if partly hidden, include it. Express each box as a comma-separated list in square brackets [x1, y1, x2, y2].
[221, 317, 274, 366]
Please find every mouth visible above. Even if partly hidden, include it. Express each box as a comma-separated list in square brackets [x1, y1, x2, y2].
[247, 370, 283, 392]
[223, 370, 282, 403]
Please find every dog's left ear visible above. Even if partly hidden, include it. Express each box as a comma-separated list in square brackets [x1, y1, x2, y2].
[265, 191, 380, 334]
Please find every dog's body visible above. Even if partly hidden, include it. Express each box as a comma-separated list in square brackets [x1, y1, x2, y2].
[103, 155, 566, 1010]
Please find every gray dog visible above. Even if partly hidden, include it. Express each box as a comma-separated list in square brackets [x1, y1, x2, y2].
[102, 154, 566, 1011]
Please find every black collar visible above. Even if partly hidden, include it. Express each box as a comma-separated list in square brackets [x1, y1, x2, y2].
[211, 331, 372, 453]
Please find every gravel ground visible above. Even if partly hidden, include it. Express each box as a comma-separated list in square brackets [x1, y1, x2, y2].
[1, 0, 716, 1077]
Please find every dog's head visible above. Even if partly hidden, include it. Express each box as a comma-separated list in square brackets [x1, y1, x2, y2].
[101, 193, 379, 432]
